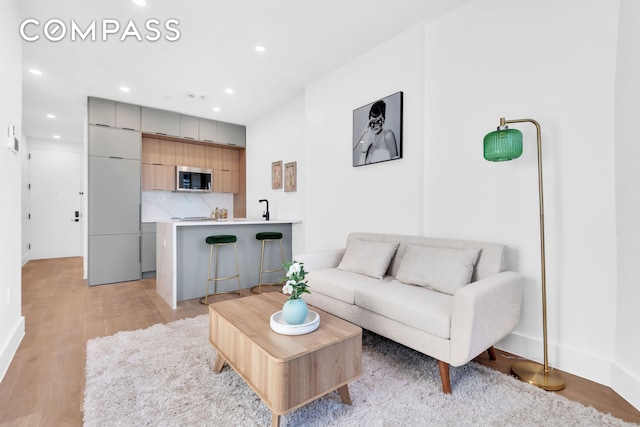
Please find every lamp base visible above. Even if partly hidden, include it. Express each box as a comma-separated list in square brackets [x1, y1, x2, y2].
[511, 361, 565, 391]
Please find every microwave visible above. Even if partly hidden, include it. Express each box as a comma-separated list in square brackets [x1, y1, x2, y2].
[176, 166, 212, 192]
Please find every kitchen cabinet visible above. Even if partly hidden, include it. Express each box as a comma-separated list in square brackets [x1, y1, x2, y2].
[198, 118, 217, 143]
[89, 97, 115, 127]
[116, 102, 141, 130]
[208, 145, 222, 170]
[89, 234, 141, 285]
[179, 115, 199, 140]
[88, 97, 141, 130]
[89, 126, 141, 160]
[175, 142, 209, 169]
[217, 121, 246, 147]
[221, 148, 240, 171]
[141, 222, 156, 275]
[213, 170, 240, 193]
[142, 163, 175, 191]
[142, 138, 176, 165]
[88, 154, 141, 286]
[141, 107, 180, 137]
[89, 156, 141, 236]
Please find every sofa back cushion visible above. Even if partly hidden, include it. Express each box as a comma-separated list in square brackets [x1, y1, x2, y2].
[346, 232, 508, 282]
[337, 238, 399, 279]
[394, 244, 480, 295]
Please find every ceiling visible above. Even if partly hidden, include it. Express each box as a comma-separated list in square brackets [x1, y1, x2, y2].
[19, 0, 470, 144]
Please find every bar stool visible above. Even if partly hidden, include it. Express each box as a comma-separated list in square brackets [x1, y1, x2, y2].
[200, 234, 242, 304]
[251, 231, 285, 294]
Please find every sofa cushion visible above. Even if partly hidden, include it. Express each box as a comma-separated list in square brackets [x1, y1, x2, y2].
[395, 244, 480, 295]
[354, 281, 453, 339]
[306, 268, 387, 305]
[337, 238, 399, 279]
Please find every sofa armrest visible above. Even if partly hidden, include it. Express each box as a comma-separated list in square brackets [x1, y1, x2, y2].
[294, 249, 345, 271]
[449, 271, 522, 366]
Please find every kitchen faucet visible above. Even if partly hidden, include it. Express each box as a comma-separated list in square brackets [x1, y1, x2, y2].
[259, 199, 269, 221]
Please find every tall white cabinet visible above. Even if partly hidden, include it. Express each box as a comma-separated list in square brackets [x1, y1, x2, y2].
[88, 99, 142, 286]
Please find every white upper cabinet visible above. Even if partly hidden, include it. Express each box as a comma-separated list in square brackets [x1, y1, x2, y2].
[217, 122, 246, 147]
[89, 97, 141, 131]
[179, 115, 199, 140]
[141, 107, 180, 137]
[198, 118, 217, 143]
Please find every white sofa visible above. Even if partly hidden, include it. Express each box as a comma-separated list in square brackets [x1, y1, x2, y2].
[294, 232, 522, 393]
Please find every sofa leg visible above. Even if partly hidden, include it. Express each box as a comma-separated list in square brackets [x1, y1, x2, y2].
[487, 346, 497, 360]
[437, 360, 452, 394]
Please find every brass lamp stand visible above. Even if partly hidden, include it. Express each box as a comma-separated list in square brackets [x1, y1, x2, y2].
[483, 117, 565, 391]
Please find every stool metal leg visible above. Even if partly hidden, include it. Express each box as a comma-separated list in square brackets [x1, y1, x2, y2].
[200, 242, 243, 305]
[252, 238, 285, 294]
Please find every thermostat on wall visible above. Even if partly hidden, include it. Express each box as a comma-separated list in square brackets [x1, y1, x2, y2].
[3, 124, 19, 154]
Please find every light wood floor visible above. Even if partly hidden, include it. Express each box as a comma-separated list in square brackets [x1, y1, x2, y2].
[0, 257, 638, 426]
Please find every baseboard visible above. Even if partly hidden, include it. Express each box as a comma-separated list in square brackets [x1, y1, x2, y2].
[496, 331, 612, 385]
[611, 362, 640, 411]
[0, 316, 25, 383]
[497, 331, 640, 411]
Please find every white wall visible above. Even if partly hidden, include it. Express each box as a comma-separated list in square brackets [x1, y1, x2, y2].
[246, 94, 306, 255]
[426, 0, 625, 394]
[303, 25, 426, 251]
[244, 0, 639, 410]
[0, 0, 25, 382]
[614, 0, 640, 409]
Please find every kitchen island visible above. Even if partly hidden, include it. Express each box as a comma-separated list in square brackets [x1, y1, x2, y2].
[156, 218, 300, 309]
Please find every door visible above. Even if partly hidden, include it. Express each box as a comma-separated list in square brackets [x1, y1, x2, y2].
[30, 148, 83, 259]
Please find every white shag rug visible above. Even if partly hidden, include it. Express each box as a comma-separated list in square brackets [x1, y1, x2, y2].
[84, 315, 637, 427]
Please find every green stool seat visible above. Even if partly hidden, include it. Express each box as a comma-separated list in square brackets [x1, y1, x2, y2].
[256, 232, 283, 240]
[206, 235, 237, 244]
[200, 234, 242, 304]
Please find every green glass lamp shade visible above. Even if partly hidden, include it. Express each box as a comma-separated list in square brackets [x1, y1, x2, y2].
[483, 128, 523, 161]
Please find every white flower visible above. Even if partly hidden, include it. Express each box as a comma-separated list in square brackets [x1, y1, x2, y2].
[282, 284, 293, 295]
[286, 279, 296, 286]
[289, 262, 301, 274]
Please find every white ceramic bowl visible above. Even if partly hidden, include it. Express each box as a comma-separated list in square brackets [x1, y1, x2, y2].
[270, 310, 320, 335]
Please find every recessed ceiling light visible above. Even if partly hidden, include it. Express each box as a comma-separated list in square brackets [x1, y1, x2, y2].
[46, 114, 56, 119]
[255, 44, 266, 53]
[212, 107, 221, 113]
[132, 0, 146, 6]
[53, 135, 61, 139]
[120, 86, 130, 92]
[29, 69, 42, 75]
[225, 88, 233, 95]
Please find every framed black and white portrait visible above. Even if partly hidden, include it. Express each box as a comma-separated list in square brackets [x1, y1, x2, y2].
[352, 91, 403, 167]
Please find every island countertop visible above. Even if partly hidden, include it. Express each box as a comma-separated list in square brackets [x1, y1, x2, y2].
[162, 218, 301, 226]
[155, 219, 300, 309]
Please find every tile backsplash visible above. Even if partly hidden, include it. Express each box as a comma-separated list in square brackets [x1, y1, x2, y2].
[141, 191, 234, 222]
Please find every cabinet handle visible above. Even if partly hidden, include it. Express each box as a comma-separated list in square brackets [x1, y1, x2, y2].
[155, 132, 167, 136]
[203, 139, 213, 142]
[109, 156, 123, 159]
[95, 123, 110, 127]
[227, 143, 237, 146]
[184, 137, 194, 140]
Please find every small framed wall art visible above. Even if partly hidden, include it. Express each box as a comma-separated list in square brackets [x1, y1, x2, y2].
[284, 161, 297, 192]
[272, 160, 283, 189]
[352, 91, 403, 167]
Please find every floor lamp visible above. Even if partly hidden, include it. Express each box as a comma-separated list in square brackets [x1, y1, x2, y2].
[483, 117, 565, 391]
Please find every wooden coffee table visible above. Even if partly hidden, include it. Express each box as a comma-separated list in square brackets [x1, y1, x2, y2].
[209, 292, 362, 427]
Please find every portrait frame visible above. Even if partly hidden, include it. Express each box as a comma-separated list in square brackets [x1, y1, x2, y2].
[284, 161, 297, 192]
[271, 160, 283, 189]
[352, 91, 403, 167]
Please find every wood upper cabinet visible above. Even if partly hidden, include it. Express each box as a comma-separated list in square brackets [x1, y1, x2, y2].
[142, 138, 176, 165]
[175, 143, 209, 169]
[142, 164, 175, 191]
[213, 170, 240, 193]
[221, 148, 240, 172]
